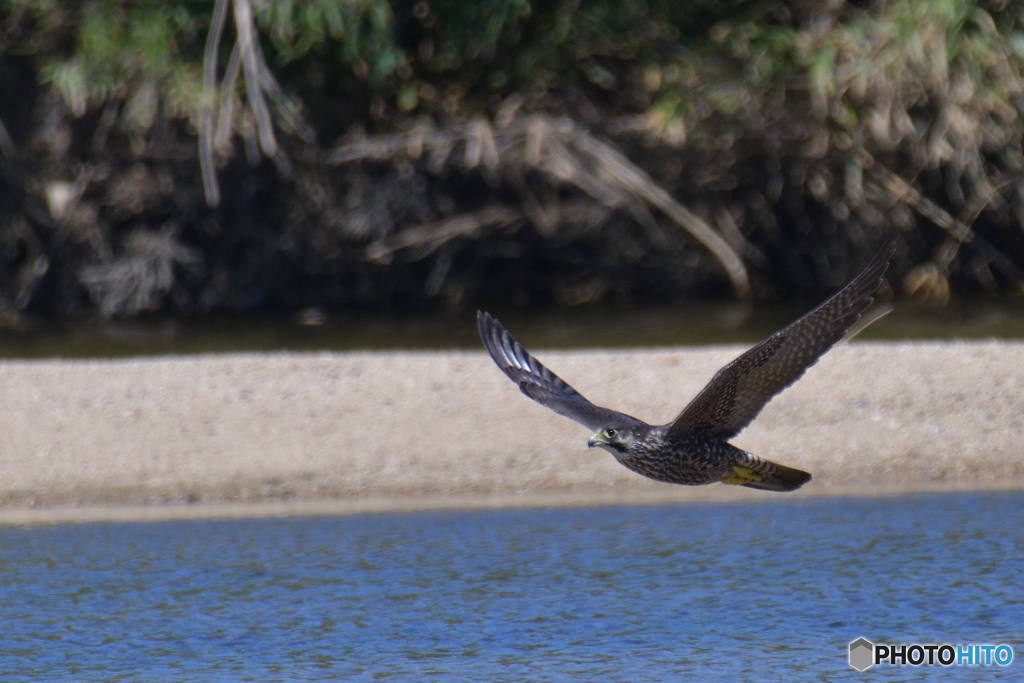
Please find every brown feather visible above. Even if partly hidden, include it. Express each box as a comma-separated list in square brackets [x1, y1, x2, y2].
[667, 238, 895, 439]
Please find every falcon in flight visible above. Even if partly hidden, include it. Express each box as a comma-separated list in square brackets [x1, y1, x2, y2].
[478, 241, 895, 492]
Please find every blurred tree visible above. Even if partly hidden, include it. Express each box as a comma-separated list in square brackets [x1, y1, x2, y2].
[1, 0, 1024, 322]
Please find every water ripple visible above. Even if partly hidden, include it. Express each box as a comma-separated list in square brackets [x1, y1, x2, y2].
[0, 491, 1020, 681]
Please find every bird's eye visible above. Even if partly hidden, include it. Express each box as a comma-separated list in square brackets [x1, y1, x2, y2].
[603, 428, 619, 439]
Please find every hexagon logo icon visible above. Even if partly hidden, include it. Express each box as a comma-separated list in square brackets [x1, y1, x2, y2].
[849, 638, 874, 671]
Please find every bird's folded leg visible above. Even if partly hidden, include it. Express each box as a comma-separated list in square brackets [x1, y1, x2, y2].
[721, 466, 764, 486]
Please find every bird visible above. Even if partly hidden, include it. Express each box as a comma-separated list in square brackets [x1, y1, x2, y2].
[477, 240, 895, 493]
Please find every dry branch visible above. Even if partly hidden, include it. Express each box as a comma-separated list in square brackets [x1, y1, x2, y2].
[200, 0, 230, 206]
[866, 152, 1024, 290]
[200, 0, 308, 206]
[365, 206, 525, 264]
[330, 114, 750, 297]
[232, 0, 276, 160]
[568, 130, 750, 298]
[215, 41, 243, 151]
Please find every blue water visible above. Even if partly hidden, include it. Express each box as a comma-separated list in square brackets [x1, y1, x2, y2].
[1, 492, 1020, 681]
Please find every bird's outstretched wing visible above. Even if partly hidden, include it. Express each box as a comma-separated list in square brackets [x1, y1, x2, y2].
[668, 239, 896, 439]
[478, 311, 645, 430]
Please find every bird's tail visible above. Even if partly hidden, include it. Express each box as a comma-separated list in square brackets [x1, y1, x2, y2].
[721, 452, 811, 493]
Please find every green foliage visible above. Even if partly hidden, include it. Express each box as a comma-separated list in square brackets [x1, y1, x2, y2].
[20, 0, 206, 122]
[9, 0, 1024, 135]
[255, 0, 404, 86]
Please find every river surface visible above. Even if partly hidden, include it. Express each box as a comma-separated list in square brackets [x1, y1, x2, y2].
[2, 298, 1024, 358]
[1, 491, 1020, 681]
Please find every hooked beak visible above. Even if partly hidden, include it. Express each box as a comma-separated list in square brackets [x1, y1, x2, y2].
[588, 433, 606, 449]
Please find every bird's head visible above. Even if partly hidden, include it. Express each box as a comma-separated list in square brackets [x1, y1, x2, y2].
[588, 425, 640, 455]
